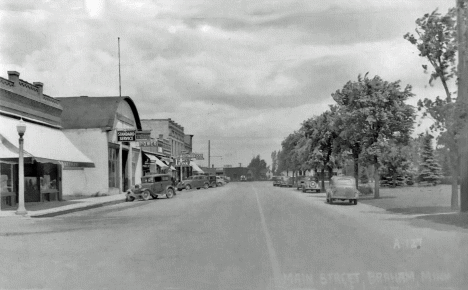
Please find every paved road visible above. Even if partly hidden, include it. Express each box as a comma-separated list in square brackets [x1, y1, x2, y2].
[0, 182, 466, 290]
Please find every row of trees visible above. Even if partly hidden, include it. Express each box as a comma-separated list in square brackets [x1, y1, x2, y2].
[272, 5, 467, 205]
[272, 73, 416, 199]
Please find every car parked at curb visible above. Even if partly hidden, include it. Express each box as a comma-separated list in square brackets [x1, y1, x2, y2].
[207, 175, 218, 187]
[295, 176, 309, 190]
[326, 176, 359, 205]
[216, 176, 226, 187]
[301, 177, 321, 193]
[177, 175, 210, 191]
[272, 176, 281, 186]
[240, 175, 247, 182]
[126, 174, 176, 201]
[280, 176, 294, 187]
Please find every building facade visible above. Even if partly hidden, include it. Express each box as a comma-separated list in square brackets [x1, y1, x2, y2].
[57, 96, 143, 195]
[141, 119, 196, 180]
[0, 71, 94, 208]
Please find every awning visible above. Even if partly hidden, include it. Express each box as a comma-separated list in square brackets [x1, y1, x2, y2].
[0, 116, 94, 168]
[143, 151, 168, 169]
[190, 161, 204, 173]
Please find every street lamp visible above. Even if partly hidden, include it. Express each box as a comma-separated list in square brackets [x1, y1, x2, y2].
[16, 118, 27, 216]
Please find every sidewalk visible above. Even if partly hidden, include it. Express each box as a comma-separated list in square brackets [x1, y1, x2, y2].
[0, 194, 126, 218]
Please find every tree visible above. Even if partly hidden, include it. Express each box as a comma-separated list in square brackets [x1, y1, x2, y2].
[301, 108, 340, 191]
[404, 7, 461, 208]
[280, 132, 303, 176]
[247, 155, 268, 180]
[417, 133, 443, 184]
[332, 73, 415, 198]
[271, 151, 278, 175]
[380, 141, 413, 187]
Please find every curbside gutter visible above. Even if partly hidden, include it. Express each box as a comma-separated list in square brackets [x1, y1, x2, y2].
[30, 198, 126, 218]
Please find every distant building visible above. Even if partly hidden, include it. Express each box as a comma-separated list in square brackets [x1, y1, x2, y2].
[184, 134, 193, 153]
[223, 167, 253, 181]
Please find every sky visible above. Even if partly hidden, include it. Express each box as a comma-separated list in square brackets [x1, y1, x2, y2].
[0, 0, 455, 168]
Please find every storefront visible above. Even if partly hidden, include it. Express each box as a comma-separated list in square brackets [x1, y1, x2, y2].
[0, 115, 94, 207]
[57, 96, 144, 195]
[142, 151, 169, 176]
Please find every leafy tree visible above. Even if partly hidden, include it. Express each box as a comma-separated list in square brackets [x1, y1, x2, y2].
[332, 73, 415, 198]
[380, 141, 413, 187]
[359, 165, 369, 184]
[417, 133, 443, 184]
[280, 132, 303, 176]
[404, 7, 461, 208]
[271, 151, 278, 175]
[301, 108, 340, 191]
[247, 155, 268, 180]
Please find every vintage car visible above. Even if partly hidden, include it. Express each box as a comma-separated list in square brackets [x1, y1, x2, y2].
[272, 176, 282, 186]
[126, 174, 176, 201]
[280, 176, 294, 187]
[301, 177, 321, 193]
[326, 176, 359, 205]
[240, 175, 247, 182]
[216, 176, 226, 186]
[295, 176, 312, 190]
[176, 175, 210, 191]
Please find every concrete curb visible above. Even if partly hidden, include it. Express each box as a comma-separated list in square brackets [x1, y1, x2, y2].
[29, 198, 127, 218]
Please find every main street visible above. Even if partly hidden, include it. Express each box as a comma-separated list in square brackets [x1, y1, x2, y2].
[0, 182, 466, 290]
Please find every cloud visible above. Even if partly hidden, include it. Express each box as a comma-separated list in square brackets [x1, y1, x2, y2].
[0, 0, 455, 167]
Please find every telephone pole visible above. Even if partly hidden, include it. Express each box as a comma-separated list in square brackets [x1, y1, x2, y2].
[118, 37, 121, 97]
[208, 140, 210, 168]
[457, 0, 468, 211]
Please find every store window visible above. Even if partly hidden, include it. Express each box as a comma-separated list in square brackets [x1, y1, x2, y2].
[109, 147, 119, 187]
[40, 163, 58, 191]
[0, 163, 14, 194]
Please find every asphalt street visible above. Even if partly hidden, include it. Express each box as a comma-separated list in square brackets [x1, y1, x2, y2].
[0, 182, 467, 290]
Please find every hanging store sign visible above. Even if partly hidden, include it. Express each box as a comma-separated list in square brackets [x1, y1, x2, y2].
[176, 153, 204, 160]
[135, 130, 151, 141]
[117, 130, 136, 142]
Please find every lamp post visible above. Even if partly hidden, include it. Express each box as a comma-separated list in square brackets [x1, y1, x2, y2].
[16, 118, 27, 216]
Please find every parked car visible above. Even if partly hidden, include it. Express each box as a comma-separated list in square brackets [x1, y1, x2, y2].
[240, 175, 247, 182]
[126, 174, 176, 201]
[301, 177, 321, 193]
[280, 176, 294, 187]
[216, 176, 226, 186]
[221, 175, 230, 183]
[272, 176, 282, 186]
[294, 176, 309, 190]
[208, 175, 218, 187]
[177, 175, 210, 191]
[326, 176, 359, 205]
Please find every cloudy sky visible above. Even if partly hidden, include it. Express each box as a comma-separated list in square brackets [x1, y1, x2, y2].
[0, 0, 455, 168]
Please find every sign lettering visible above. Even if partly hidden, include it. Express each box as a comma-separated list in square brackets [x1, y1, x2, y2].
[117, 130, 136, 142]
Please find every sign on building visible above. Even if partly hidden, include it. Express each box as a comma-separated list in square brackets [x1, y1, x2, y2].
[177, 153, 204, 160]
[117, 130, 136, 142]
[135, 130, 151, 141]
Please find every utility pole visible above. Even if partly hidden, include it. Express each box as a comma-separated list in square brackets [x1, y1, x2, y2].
[208, 140, 210, 168]
[118, 37, 121, 97]
[457, 0, 468, 211]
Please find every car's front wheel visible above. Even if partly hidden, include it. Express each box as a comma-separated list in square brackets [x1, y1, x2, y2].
[141, 190, 150, 201]
[185, 185, 191, 190]
[126, 196, 135, 202]
[166, 188, 175, 199]
[204, 183, 209, 189]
